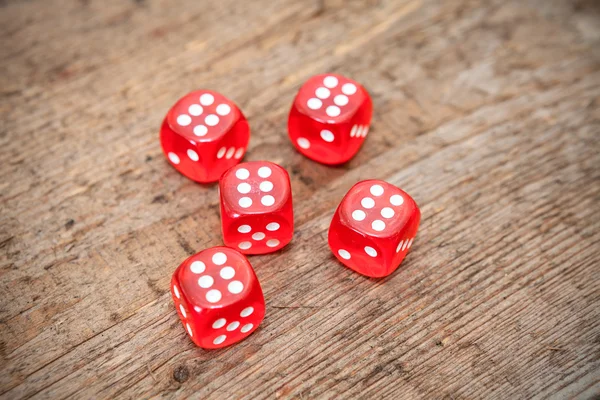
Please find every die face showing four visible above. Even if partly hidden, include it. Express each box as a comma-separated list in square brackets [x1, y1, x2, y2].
[219, 161, 294, 254]
[171, 247, 265, 349]
[288, 74, 373, 165]
[328, 180, 420, 278]
[160, 90, 250, 183]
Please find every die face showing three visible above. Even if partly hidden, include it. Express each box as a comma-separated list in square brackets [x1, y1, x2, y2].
[160, 90, 250, 183]
[171, 247, 265, 349]
[328, 180, 420, 278]
[219, 161, 294, 254]
[288, 74, 373, 165]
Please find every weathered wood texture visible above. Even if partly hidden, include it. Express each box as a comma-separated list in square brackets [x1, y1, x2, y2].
[1, 0, 599, 398]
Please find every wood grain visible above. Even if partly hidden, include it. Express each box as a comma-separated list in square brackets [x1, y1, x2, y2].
[1, 0, 599, 398]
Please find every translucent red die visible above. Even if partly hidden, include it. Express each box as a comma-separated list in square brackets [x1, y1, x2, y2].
[288, 74, 372, 165]
[328, 180, 420, 278]
[219, 161, 293, 254]
[170, 247, 265, 349]
[160, 90, 250, 183]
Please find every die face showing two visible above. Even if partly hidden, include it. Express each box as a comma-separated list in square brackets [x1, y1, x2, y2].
[160, 90, 250, 183]
[328, 180, 420, 278]
[219, 162, 294, 254]
[171, 247, 265, 349]
[288, 74, 372, 165]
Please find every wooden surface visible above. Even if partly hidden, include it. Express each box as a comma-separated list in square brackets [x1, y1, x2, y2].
[1, 0, 599, 398]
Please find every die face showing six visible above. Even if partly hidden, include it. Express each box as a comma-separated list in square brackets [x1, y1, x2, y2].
[328, 180, 420, 278]
[219, 161, 294, 254]
[160, 90, 250, 183]
[166, 91, 237, 142]
[288, 74, 372, 165]
[171, 247, 265, 349]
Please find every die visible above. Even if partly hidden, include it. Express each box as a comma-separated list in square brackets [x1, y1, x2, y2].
[219, 161, 293, 254]
[170, 247, 265, 349]
[328, 180, 420, 277]
[160, 90, 250, 183]
[288, 74, 372, 165]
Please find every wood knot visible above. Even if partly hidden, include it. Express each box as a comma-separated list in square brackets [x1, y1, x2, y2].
[173, 365, 189, 383]
[152, 194, 168, 204]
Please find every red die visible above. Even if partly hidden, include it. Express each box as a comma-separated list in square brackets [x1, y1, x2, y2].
[328, 180, 420, 278]
[288, 74, 372, 165]
[219, 161, 293, 254]
[160, 90, 250, 183]
[170, 247, 265, 349]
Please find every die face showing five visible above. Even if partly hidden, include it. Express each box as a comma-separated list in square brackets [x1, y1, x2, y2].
[328, 180, 420, 278]
[288, 74, 373, 165]
[219, 161, 294, 254]
[171, 247, 265, 349]
[160, 90, 250, 183]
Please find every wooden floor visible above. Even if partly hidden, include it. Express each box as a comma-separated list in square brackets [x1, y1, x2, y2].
[1, 0, 599, 398]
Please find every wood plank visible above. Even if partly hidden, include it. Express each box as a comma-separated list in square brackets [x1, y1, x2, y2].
[1, 0, 599, 398]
